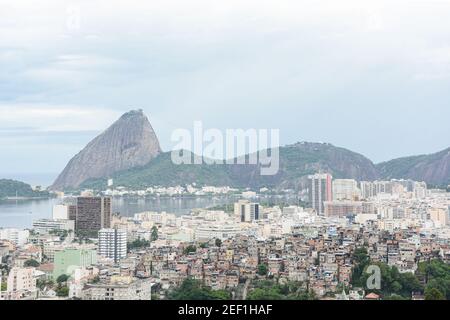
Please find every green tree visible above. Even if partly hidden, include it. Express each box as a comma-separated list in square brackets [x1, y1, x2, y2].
[24, 259, 40, 268]
[37, 279, 54, 290]
[128, 238, 150, 250]
[184, 245, 197, 255]
[384, 294, 409, 300]
[358, 262, 423, 298]
[351, 247, 370, 288]
[257, 264, 268, 276]
[247, 279, 316, 300]
[168, 278, 230, 300]
[418, 259, 450, 299]
[56, 286, 69, 297]
[247, 288, 283, 300]
[425, 287, 445, 300]
[56, 274, 70, 284]
[151, 226, 158, 242]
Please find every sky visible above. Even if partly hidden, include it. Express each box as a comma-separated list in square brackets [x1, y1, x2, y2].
[1, 0, 450, 182]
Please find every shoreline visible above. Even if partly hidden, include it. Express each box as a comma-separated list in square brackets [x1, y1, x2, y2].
[1, 196, 52, 201]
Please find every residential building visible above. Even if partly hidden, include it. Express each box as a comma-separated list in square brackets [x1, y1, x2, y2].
[6, 267, 37, 300]
[234, 200, 260, 222]
[308, 173, 333, 214]
[98, 228, 127, 263]
[53, 248, 97, 279]
[0, 228, 29, 247]
[81, 276, 153, 300]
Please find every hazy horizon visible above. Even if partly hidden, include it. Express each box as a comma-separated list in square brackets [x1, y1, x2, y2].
[1, 0, 450, 176]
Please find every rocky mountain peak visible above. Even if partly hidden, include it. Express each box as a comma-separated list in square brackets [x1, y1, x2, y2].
[51, 109, 161, 190]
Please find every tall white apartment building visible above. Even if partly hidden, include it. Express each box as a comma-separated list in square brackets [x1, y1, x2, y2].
[98, 228, 127, 263]
[413, 182, 428, 199]
[234, 200, 260, 222]
[360, 181, 377, 199]
[308, 173, 333, 214]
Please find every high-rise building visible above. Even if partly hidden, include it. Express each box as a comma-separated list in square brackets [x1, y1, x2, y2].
[413, 182, 428, 199]
[98, 228, 127, 263]
[68, 205, 77, 228]
[234, 200, 260, 222]
[360, 181, 377, 199]
[374, 181, 393, 194]
[308, 173, 332, 214]
[332, 179, 359, 200]
[75, 197, 112, 234]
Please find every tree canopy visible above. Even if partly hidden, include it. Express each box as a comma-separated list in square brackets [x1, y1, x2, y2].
[168, 278, 231, 300]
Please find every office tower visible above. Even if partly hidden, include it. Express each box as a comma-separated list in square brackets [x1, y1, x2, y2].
[234, 200, 260, 222]
[75, 197, 112, 234]
[98, 228, 127, 263]
[332, 179, 359, 200]
[308, 173, 332, 214]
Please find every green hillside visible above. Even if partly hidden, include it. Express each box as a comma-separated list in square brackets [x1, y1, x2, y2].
[81, 142, 379, 190]
[377, 147, 450, 187]
[0, 179, 50, 199]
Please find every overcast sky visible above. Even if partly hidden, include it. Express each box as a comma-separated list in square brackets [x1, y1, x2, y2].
[1, 0, 450, 179]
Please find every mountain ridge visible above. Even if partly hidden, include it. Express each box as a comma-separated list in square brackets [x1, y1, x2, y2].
[376, 147, 450, 186]
[80, 141, 380, 190]
[51, 109, 450, 190]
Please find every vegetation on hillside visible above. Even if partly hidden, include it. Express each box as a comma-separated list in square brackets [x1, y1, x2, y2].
[0, 179, 50, 199]
[80, 142, 379, 190]
[167, 278, 231, 300]
[377, 147, 450, 186]
[247, 279, 317, 300]
[351, 247, 450, 300]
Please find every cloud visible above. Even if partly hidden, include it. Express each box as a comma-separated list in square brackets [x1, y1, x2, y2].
[0, 104, 121, 132]
[0, 0, 450, 173]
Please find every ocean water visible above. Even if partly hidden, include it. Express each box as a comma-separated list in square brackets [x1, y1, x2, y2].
[0, 196, 237, 229]
[0, 194, 298, 229]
